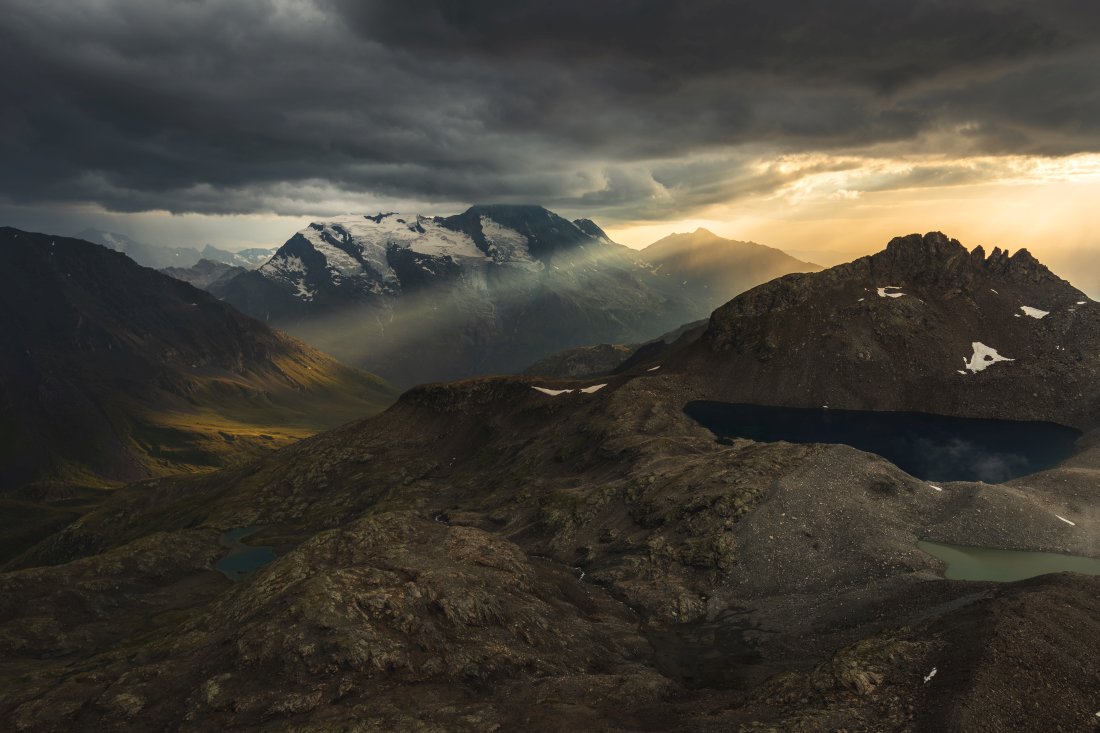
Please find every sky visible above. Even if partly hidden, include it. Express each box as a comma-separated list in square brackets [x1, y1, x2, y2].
[3, 0, 1100, 287]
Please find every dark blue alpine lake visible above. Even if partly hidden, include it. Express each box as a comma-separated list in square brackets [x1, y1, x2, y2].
[684, 401, 1081, 483]
[216, 526, 276, 582]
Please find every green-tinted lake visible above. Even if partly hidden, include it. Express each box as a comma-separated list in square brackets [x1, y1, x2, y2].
[918, 540, 1100, 582]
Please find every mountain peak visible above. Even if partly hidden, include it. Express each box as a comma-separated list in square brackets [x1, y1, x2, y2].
[688, 231, 1092, 425]
[868, 231, 1062, 289]
[572, 218, 610, 241]
[438, 204, 601, 259]
[462, 203, 552, 218]
[883, 231, 963, 258]
[880, 231, 1042, 269]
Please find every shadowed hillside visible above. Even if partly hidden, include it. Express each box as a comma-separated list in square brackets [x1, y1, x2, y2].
[0, 227, 397, 495]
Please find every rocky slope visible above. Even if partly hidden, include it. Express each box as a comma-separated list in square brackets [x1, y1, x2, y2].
[218, 205, 703, 386]
[520, 320, 709, 379]
[671, 232, 1100, 428]
[639, 228, 822, 312]
[5, 367, 1100, 731]
[0, 227, 396, 493]
[520, 342, 636, 379]
[2, 232, 1099, 731]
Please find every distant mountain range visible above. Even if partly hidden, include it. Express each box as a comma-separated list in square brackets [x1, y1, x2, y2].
[215, 205, 817, 386]
[0, 227, 395, 495]
[516, 228, 818, 379]
[637, 227, 821, 312]
[75, 228, 274, 270]
[161, 259, 247, 291]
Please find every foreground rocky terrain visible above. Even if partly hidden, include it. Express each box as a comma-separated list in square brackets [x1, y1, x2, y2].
[2, 233, 1099, 731]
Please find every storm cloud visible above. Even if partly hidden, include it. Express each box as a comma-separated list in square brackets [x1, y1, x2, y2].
[3, 0, 1100, 222]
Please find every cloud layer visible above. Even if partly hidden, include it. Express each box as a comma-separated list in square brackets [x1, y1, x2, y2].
[3, 0, 1100, 223]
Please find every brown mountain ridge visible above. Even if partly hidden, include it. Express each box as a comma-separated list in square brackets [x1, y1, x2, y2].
[0, 227, 397, 494]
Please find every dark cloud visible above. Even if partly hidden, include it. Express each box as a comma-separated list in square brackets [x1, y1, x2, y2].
[333, 0, 1077, 88]
[1, 0, 1099, 223]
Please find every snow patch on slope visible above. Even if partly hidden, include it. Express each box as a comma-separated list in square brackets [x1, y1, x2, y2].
[480, 216, 536, 265]
[532, 383, 608, 396]
[964, 342, 1014, 373]
[532, 387, 573, 396]
[1019, 306, 1049, 319]
[293, 279, 315, 301]
[261, 212, 559, 297]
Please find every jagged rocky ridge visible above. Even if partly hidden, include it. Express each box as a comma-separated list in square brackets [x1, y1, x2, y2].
[2, 233, 1100, 731]
[671, 232, 1100, 427]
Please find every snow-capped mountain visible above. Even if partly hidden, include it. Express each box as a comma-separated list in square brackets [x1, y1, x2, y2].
[244, 206, 619, 305]
[255, 211, 534, 303]
[220, 205, 703, 386]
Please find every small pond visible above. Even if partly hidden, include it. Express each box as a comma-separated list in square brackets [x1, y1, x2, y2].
[918, 540, 1100, 582]
[216, 526, 276, 582]
[684, 401, 1081, 483]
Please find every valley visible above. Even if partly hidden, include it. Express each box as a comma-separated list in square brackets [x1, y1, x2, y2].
[2, 232, 1099, 731]
[0, 227, 398, 561]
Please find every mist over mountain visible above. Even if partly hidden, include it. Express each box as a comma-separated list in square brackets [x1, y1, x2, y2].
[75, 228, 203, 270]
[219, 205, 704, 386]
[638, 227, 822, 312]
[200, 244, 276, 269]
[161, 259, 247, 291]
[218, 205, 821, 386]
[74, 228, 274, 272]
